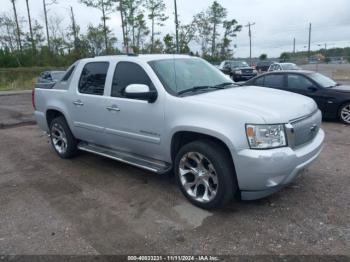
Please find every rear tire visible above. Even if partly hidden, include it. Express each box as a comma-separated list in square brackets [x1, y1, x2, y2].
[339, 103, 350, 125]
[49, 116, 78, 158]
[174, 140, 237, 210]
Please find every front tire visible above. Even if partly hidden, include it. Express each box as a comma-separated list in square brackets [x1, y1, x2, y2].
[49, 116, 78, 158]
[174, 140, 237, 209]
[339, 103, 350, 124]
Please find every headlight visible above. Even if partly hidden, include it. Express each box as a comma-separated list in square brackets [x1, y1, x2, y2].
[246, 124, 287, 149]
[253, 69, 258, 74]
[235, 70, 242, 74]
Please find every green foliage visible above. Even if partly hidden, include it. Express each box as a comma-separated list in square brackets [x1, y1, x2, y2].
[0, 66, 65, 91]
[80, 0, 116, 53]
[0, 0, 245, 69]
[208, 1, 227, 56]
[163, 34, 175, 54]
[144, 0, 168, 52]
[259, 54, 267, 60]
[280, 52, 290, 61]
[280, 47, 350, 63]
[82, 24, 117, 56]
[220, 19, 241, 59]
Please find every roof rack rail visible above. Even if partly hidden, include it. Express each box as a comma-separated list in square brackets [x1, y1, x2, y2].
[93, 53, 139, 58]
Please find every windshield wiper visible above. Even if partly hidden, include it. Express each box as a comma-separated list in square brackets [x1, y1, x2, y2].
[178, 82, 236, 95]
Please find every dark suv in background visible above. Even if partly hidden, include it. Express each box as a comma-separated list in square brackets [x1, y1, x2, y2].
[256, 61, 274, 72]
[219, 60, 257, 81]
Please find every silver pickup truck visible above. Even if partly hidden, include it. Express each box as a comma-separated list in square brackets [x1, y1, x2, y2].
[33, 54, 325, 209]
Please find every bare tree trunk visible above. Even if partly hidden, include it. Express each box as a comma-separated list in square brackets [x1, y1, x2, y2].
[43, 0, 50, 51]
[151, 17, 154, 53]
[101, 0, 108, 54]
[11, 0, 22, 52]
[136, 28, 141, 50]
[70, 6, 78, 52]
[119, 0, 127, 52]
[25, 0, 35, 52]
[5, 23, 15, 52]
[212, 22, 216, 56]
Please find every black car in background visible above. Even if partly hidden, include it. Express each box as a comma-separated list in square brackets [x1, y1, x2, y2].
[219, 60, 257, 81]
[36, 71, 65, 89]
[245, 71, 350, 124]
[256, 61, 274, 72]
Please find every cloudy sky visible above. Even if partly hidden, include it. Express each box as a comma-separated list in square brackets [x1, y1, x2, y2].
[3, 0, 350, 57]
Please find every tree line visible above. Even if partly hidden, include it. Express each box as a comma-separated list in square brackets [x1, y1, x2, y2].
[0, 0, 242, 68]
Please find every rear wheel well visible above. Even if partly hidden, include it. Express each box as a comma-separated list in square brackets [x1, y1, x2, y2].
[46, 109, 65, 127]
[171, 131, 233, 162]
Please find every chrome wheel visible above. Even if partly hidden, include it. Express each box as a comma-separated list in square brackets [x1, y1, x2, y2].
[340, 104, 350, 124]
[51, 123, 68, 154]
[179, 152, 219, 203]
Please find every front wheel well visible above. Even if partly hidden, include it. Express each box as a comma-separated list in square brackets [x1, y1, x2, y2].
[171, 131, 233, 162]
[171, 131, 239, 199]
[46, 109, 65, 127]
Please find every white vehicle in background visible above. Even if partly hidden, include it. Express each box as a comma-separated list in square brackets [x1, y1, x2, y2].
[268, 62, 300, 72]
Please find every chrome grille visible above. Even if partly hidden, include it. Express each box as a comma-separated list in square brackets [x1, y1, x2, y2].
[242, 69, 253, 74]
[289, 110, 322, 147]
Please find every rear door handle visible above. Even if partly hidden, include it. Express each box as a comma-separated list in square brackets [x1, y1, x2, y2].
[73, 100, 84, 106]
[106, 105, 120, 112]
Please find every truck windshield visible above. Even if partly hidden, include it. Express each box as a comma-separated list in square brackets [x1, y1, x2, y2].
[149, 58, 234, 96]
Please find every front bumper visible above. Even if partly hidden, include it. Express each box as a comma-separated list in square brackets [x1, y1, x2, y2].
[235, 129, 325, 200]
[234, 74, 257, 80]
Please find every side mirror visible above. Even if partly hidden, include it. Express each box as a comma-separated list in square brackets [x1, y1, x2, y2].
[307, 86, 318, 92]
[124, 84, 157, 103]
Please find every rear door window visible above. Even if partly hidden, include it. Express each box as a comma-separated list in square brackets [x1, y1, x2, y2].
[62, 66, 76, 82]
[78, 62, 109, 96]
[264, 74, 285, 88]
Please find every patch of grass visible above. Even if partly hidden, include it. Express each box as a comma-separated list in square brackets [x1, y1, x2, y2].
[0, 67, 66, 91]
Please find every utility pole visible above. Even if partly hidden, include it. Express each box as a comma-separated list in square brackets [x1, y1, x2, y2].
[308, 23, 312, 60]
[25, 0, 35, 53]
[119, 0, 128, 54]
[43, 0, 50, 51]
[293, 38, 296, 54]
[245, 22, 255, 66]
[11, 0, 22, 52]
[174, 0, 179, 54]
[70, 6, 79, 52]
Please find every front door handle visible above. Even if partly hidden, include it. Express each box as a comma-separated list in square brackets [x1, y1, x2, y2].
[73, 100, 84, 106]
[106, 105, 120, 112]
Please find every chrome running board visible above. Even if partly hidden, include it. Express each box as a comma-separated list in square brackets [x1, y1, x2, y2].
[77, 142, 171, 174]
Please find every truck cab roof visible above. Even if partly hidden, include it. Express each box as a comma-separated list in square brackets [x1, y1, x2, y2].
[80, 54, 193, 64]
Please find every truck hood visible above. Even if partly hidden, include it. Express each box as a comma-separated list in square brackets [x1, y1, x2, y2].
[187, 86, 317, 123]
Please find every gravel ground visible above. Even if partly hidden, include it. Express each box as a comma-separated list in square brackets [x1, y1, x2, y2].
[0, 92, 35, 128]
[0, 94, 349, 256]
